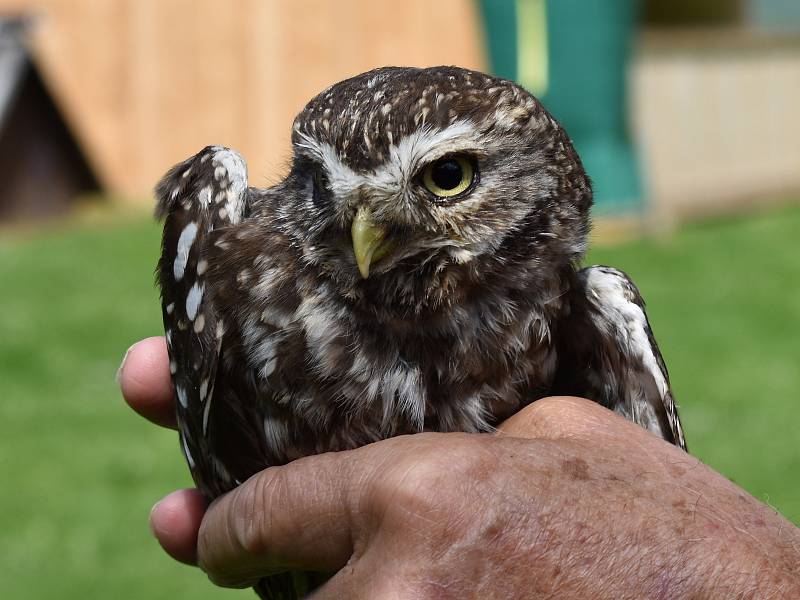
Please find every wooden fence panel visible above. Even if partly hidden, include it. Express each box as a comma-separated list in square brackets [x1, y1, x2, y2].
[0, 0, 486, 198]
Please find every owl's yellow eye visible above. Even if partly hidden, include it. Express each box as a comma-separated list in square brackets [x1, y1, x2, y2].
[422, 156, 475, 199]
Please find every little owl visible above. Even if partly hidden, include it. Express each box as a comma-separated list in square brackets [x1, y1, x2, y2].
[155, 66, 686, 599]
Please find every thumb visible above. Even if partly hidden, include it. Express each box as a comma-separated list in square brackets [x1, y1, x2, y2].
[196, 450, 358, 588]
[497, 395, 647, 441]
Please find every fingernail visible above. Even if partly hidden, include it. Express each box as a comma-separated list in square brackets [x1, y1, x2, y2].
[116, 342, 138, 385]
[149, 500, 162, 537]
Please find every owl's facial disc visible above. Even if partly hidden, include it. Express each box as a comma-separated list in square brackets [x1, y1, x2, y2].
[351, 154, 477, 278]
[291, 66, 593, 290]
[351, 205, 397, 278]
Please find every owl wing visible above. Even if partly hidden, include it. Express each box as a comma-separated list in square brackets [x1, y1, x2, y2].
[156, 146, 252, 497]
[157, 149, 322, 599]
[554, 266, 687, 450]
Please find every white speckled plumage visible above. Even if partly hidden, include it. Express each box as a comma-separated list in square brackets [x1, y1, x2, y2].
[155, 67, 686, 600]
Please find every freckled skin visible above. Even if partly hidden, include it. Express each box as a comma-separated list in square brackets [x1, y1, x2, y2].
[561, 457, 590, 481]
[155, 66, 686, 599]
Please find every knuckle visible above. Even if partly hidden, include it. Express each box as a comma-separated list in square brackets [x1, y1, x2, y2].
[524, 396, 594, 435]
[231, 469, 286, 557]
[378, 473, 439, 522]
[196, 506, 223, 579]
[196, 470, 286, 580]
[526, 396, 569, 421]
[366, 435, 486, 528]
[200, 471, 293, 588]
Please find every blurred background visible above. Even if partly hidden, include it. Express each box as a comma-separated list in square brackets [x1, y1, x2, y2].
[0, 0, 797, 597]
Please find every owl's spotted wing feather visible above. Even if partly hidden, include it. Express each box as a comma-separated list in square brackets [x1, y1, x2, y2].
[555, 266, 686, 450]
[155, 146, 251, 497]
[156, 147, 309, 600]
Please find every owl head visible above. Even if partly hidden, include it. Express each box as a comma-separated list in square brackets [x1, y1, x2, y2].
[280, 66, 591, 312]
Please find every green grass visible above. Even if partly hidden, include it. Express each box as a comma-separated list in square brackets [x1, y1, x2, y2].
[0, 216, 247, 599]
[0, 206, 798, 598]
[588, 206, 800, 522]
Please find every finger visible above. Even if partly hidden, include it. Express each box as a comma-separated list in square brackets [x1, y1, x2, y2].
[196, 451, 358, 588]
[150, 488, 208, 565]
[306, 550, 391, 600]
[119, 336, 177, 429]
[497, 396, 647, 441]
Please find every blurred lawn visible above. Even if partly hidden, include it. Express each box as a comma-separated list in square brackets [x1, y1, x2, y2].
[0, 205, 798, 598]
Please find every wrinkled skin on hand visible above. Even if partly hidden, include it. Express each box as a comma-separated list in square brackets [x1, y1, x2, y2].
[121, 337, 800, 599]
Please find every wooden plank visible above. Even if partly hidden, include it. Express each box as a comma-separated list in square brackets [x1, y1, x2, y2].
[0, 0, 486, 199]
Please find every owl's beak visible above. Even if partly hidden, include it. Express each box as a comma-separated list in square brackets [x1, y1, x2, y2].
[351, 206, 396, 278]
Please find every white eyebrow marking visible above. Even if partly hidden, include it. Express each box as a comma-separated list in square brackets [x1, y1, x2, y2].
[295, 120, 482, 196]
[374, 120, 479, 189]
[296, 133, 364, 196]
[174, 222, 198, 281]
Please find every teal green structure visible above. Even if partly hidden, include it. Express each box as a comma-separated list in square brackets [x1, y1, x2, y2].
[476, 0, 518, 82]
[477, 0, 644, 215]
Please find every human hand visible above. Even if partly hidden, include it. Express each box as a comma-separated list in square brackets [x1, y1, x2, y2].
[120, 337, 800, 599]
